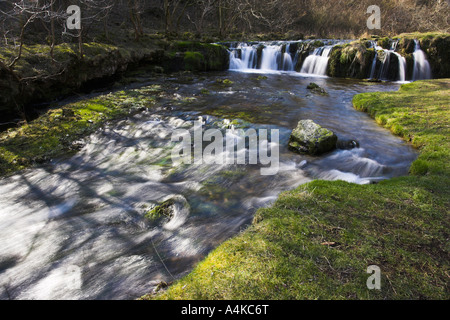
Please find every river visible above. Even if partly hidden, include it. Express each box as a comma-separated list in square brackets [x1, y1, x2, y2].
[0, 70, 417, 299]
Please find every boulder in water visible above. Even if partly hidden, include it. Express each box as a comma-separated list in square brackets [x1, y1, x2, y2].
[307, 82, 328, 95]
[289, 120, 337, 155]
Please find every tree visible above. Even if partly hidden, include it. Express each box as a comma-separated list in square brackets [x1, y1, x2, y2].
[127, 0, 144, 39]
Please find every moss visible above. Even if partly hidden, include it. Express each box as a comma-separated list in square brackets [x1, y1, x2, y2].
[311, 40, 325, 47]
[306, 82, 320, 90]
[184, 51, 205, 71]
[169, 41, 229, 72]
[378, 37, 390, 50]
[215, 78, 234, 86]
[328, 43, 374, 79]
[145, 199, 175, 221]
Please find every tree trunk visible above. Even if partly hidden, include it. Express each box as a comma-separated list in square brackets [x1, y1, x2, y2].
[78, 27, 84, 59]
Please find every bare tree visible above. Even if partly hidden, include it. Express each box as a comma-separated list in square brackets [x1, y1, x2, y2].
[187, 0, 216, 34]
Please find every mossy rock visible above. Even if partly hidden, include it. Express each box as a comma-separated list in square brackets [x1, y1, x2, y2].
[307, 82, 328, 95]
[184, 51, 206, 71]
[145, 199, 175, 221]
[328, 43, 375, 79]
[168, 41, 230, 72]
[289, 120, 338, 156]
[378, 37, 391, 50]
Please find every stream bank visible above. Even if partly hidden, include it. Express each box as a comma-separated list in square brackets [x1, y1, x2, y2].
[0, 39, 230, 128]
[149, 79, 449, 300]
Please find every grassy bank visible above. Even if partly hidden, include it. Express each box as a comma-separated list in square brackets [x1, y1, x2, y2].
[146, 79, 449, 300]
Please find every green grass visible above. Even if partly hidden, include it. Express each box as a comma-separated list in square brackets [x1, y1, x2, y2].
[0, 86, 160, 176]
[146, 79, 450, 300]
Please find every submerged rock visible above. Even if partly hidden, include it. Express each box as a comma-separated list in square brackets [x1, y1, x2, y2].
[145, 195, 190, 231]
[307, 82, 328, 95]
[337, 139, 360, 150]
[289, 120, 337, 155]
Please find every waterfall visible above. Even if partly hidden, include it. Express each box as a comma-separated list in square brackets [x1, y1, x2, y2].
[260, 45, 281, 70]
[300, 46, 333, 76]
[412, 40, 432, 81]
[282, 43, 294, 71]
[229, 42, 294, 72]
[229, 43, 258, 70]
[369, 51, 378, 79]
[228, 39, 417, 82]
[393, 52, 406, 82]
[368, 40, 407, 82]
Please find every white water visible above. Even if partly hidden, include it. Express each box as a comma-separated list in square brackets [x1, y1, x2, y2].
[300, 46, 333, 76]
[369, 41, 407, 82]
[260, 46, 281, 70]
[229, 42, 295, 72]
[413, 40, 432, 81]
[230, 39, 432, 82]
[229, 44, 258, 70]
[393, 52, 407, 82]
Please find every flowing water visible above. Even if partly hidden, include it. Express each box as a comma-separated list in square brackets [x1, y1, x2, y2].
[413, 40, 432, 81]
[300, 46, 333, 76]
[228, 40, 346, 75]
[0, 70, 418, 300]
[368, 40, 407, 82]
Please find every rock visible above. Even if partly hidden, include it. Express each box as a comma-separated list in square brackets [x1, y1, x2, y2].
[289, 120, 338, 155]
[337, 139, 360, 150]
[307, 82, 328, 95]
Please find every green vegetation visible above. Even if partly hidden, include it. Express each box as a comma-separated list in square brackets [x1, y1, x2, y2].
[146, 79, 449, 300]
[0, 86, 161, 176]
[145, 199, 175, 221]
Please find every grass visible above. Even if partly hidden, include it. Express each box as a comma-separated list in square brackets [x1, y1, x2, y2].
[0, 86, 161, 176]
[145, 79, 450, 300]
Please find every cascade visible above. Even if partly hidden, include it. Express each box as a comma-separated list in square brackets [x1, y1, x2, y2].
[300, 46, 333, 76]
[392, 52, 406, 82]
[229, 43, 258, 70]
[229, 42, 294, 72]
[368, 41, 407, 82]
[412, 40, 432, 81]
[228, 39, 427, 82]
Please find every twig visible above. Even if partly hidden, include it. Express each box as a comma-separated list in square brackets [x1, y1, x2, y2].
[150, 237, 176, 281]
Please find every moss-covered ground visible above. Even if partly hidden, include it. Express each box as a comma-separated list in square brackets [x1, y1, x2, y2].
[145, 79, 449, 300]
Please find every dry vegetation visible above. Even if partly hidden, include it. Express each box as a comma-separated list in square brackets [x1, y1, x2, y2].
[0, 0, 449, 48]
